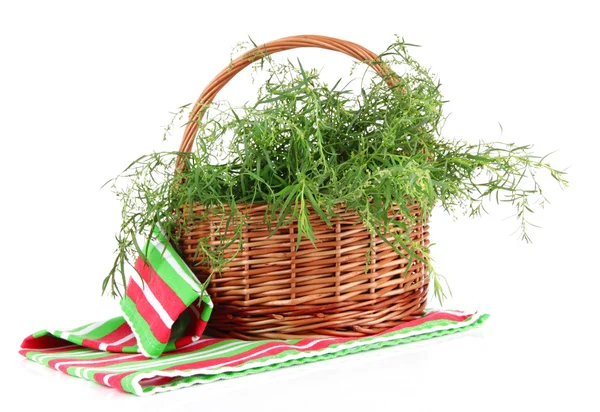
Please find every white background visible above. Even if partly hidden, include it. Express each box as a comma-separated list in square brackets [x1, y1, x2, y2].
[1, 0, 598, 410]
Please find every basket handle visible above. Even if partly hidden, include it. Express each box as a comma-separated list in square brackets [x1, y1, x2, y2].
[177, 34, 394, 158]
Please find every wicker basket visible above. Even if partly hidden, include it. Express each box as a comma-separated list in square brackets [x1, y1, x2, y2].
[176, 35, 431, 340]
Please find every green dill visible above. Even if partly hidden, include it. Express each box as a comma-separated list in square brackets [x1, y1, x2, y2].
[103, 38, 567, 303]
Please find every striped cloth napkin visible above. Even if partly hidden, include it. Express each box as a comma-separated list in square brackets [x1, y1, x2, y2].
[119, 227, 212, 358]
[19, 227, 488, 396]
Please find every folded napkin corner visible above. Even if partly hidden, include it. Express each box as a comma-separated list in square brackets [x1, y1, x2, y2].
[119, 227, 213, 358]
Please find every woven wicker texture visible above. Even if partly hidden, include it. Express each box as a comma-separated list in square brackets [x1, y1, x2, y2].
[177, 35, 430, 340]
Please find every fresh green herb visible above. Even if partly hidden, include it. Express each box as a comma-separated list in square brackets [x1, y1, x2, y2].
[103, 38, 567, 303]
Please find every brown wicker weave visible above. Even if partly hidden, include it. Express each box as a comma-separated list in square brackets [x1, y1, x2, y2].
[176, 35, 431, 340]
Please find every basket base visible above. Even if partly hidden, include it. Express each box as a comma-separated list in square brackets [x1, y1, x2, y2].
[203, 290, 429, 340]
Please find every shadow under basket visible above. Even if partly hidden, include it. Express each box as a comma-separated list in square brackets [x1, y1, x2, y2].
[177, 203, 430, 340]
